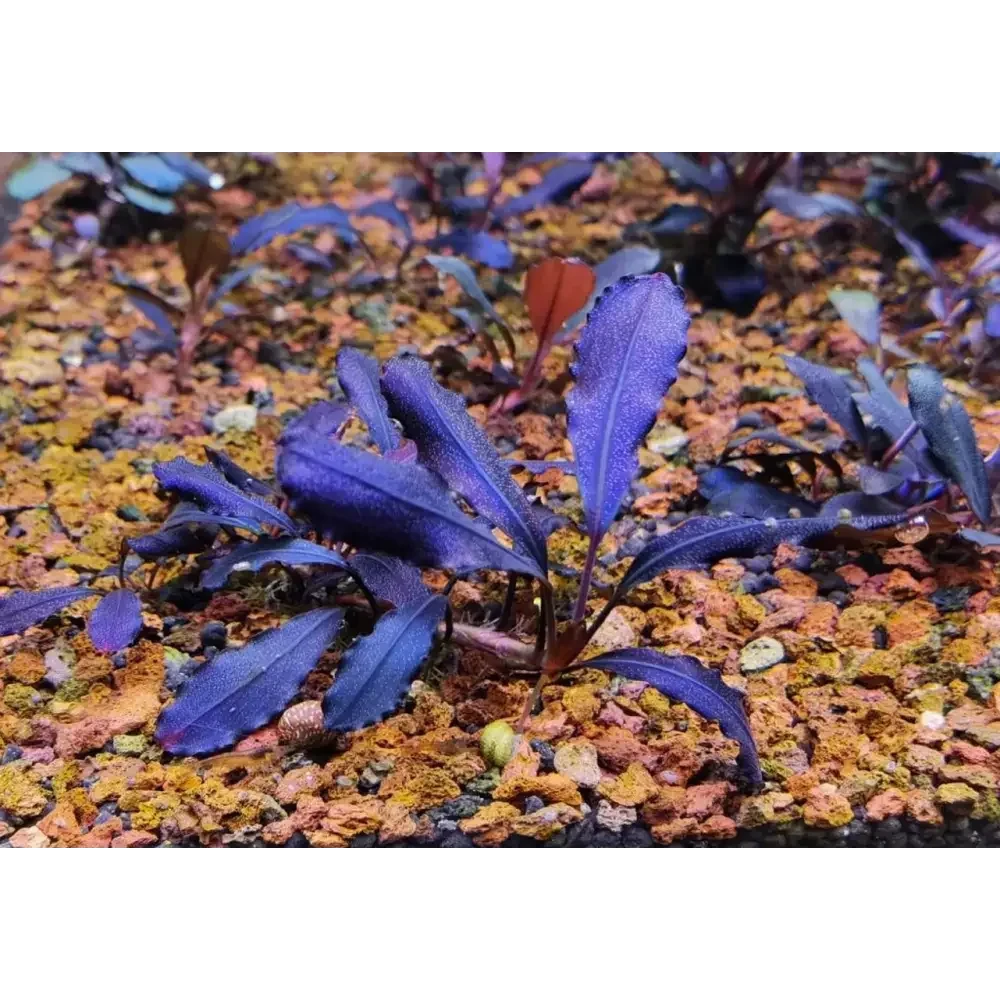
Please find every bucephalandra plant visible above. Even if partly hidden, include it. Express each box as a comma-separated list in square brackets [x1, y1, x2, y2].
[3, 271, 937, 785]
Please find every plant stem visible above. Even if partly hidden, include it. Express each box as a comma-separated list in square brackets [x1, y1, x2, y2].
[879, 421, 920, 470]
[573, 535, 600, 623]
[498, 574, 518, 630]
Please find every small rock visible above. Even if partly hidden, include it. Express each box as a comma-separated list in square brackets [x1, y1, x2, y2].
[523, 795, 545, 814]
[935, 782, 979, 814]
[553, 740, 601, 788]
[211, 404, 258, 433]
[111, 830, 158, 848]
[803, 783, 853, 828]
[740, 636, 785, 673]
[864, 788, 906, 822]
[595, 800, 637, 833]
[9, 826, 51, 848]
[112, 735, 148, 756]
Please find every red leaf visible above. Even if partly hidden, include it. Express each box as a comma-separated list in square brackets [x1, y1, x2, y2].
[501, 258, 595, 412]
[524, 257, 596, 344]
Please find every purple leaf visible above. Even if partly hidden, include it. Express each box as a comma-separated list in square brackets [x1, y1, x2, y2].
[567, 274, 689, 613]
[322, 595, 447, 732]
[126, 290, 179, 341]
[970, 242, 1000, 278]
[337, 347, 400, 454]
[128, 522, 216, 560]
[560, 246, 662, 336]
[286, 242, 334, 270]
[381, 356, 548, 574]
[156, 608, 345, 755]
[887, 221, 941, 281]
[985, 302, 1000, 340]
[906, 364, 990, 524]
[354, 200, 412, 242]
[784, 356, 868, 447]
[281, 401, 350, 443]
[581, 648, 761, 783]
[618, 513, 908, 597]
[277, 433, 544, 579]
[158, 153, 225, 190]
[200, 538, 350, 591]
[0, 587, 95, 637]
[425, 254, 505, 329]
[764, 185, 859, 220]
[204, 447, 274, 497]
[349, 553, 428, 608]
[699, 467, 818, 518]
[208, 265, 261, 305]
[819, 492, 907, 518]
[493, 161, 594, 220]
[87, 589, 142, 653]
[120, 154, 187, 193]
[854, 359, 930, 468]
[427, 230, 513, 269]
[162, 501, 265, 536]
[482, 152, 505, 187]
[651, 153, 729, 194]
[828, 289, 880, 346]
[230, 202, 357, 255]
[940, 217, 999, 249]
[153, 458, 299, 536]
[959, 528, 1000, 548]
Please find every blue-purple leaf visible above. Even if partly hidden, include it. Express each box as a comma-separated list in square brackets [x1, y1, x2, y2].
[120, 154, 187, 194]
[0, 587, 95, 637]
[381, 356, 548, 574]
[784, 355, 867, 447]
[230, 202, 357, 255]
[128, 522, 216, 560]
[157, 153, 225, 190]
[560, 246, 662, 336]
[204, 447, 274, 497]
[426, 230, 513, 269]
[208, 265, 261, 305]
[493, 161, 594, 220]
[354, 200, 412, 242]
[126, 289, 179, 341]
[568, 273, 690, 558]
[200, 538, 349, 591]
[828, 289, 880, 347]
[154, 458, 299, 536]
[120, 184, 175, 215]
[764, 185, 859, 220]
[819, 492, 906, 519]
[854, 359, 929, 466]
[337, 347, 400, 454]
[651, 153, 729, 194]
[699, 467, 819, 518]
[281, 401, 350, 444]
[425, 254, 505, 328]
[906, 364, 990, 524]
[618, 513, 909, 597]
[322, 595, 447, 732]
[985, 302, 1000, 340]
[581, 648, 761, 783]
[278, 433, 543, 578]
[349, 553, 428, 607]
[6, 157, 73, 200]
[87, 589, 143, 653]
[156, 608, 345, 756]
[162, 501, 265, 536]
